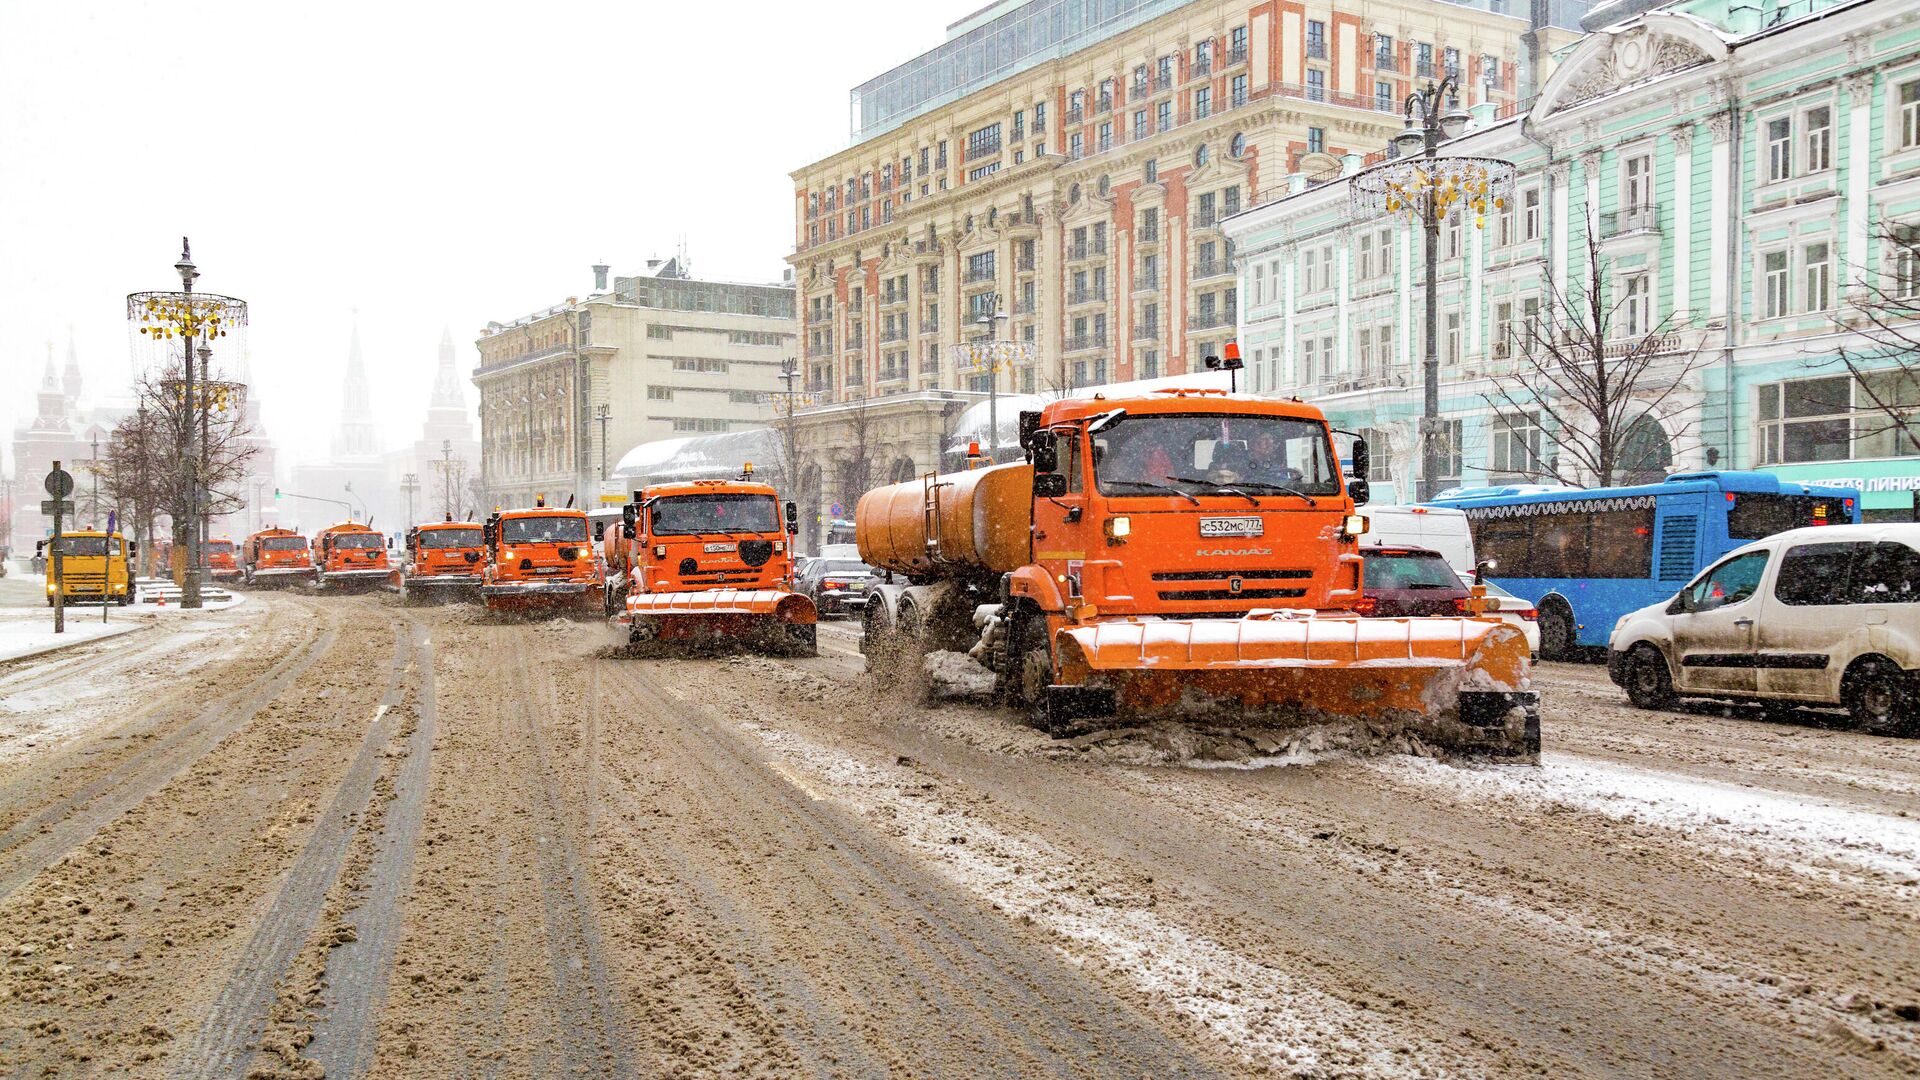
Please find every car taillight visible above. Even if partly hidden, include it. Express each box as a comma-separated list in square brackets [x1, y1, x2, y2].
[1519, 608, 1538, 621]
[1352, 596, 1377, 616]
[823, 578, 844, 590]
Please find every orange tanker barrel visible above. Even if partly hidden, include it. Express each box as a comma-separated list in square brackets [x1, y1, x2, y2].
[857, 462, 1033, 577]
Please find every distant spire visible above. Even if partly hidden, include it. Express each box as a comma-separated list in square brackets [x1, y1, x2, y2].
[40, 341, 58, 391]
[62, 331, 83, 402]
[431, 326, 464, 409]
[33, 342, 69, 429]
[332, 317, 379, 459]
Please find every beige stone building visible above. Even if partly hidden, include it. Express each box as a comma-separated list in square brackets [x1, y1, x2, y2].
[472, 259, 798, 509]
[789, 0, 1582, 405]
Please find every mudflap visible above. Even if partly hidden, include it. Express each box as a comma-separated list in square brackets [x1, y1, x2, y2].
[1042, 684, 1118, 736]
[1457, 690, 1543, 760]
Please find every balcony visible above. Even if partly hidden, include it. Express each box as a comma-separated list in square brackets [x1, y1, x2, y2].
[1137, 223, 1160, 243]
[807, 307, 832, 325]
[912, 239, 943, 261]
[1271, 82, 1398, 114]
[1069, 241, 1108, 261]
[1132, 78, 1149, 98]
[881, 326, 906, 343]
[1417, 59, 1435, 78]
[1192, 258, 1233, 280]
[1375, 53, 1398, 73]
[919, 318, 940, 335]
[1097, 94, 1113, 114]
[805, 339, 834, 358]
[1602, 205, 1662, 237]
[1307, 40, 1327, 59]
[1068, 286, 1108, 306]
[1134, 271, 1160, 291]
[880, 290, 907, 308]
[1194, 58, 1212, 80]
[1064, 331, 1108, 352]
[1154, 71, 1173, 91]
[1013, 296, 1036, 315]
[1066, 104, 1085, 125]
[1193, 209, 1219, 230]
[844, 332, 864, 351]
[1132, 322, 1161, 341]
[1189, 309, 1238, 331]
[964, 264, 997, 284]
[1017, 253, 1036, 272]
[1228, 42, 1247, 66]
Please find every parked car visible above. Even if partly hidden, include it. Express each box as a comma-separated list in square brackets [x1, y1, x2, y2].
[1479, 580, 1542, 656]
[798, 557, 877, 616]
[1355, 546, 1470, 617]
[1607, 523, 1919, 733]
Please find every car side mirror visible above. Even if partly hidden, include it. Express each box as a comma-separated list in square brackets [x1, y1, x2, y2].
[127, 541, 139, 555]
[1034, 472, 1068, 499]
[483, 523, 495, 545]
[1347, 477, 1371, 506]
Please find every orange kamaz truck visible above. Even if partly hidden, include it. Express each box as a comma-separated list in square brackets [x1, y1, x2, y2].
[242, 528, 316, 586]
[312, 521, 393, 591]
[481, 500, 600, 614]
[206, 537, 241, 583]
[604, 475, 816, 654]
[855, 386, 1539, 758]
[398, 518, 485, 601]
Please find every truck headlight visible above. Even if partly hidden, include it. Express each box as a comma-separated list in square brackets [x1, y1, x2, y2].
[1104, 515, 1131, 539]
[1343, 514, 1369, 537]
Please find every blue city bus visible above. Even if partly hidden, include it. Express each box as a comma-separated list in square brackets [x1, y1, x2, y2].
[1430, 471, 1861, 658]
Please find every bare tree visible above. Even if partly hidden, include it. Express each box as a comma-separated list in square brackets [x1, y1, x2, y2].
[838, 390, 875, 511]
[1830, 222, 1920, 458]
[103, 365, 261, 570]
[433, 456, 470, 521]
[1479, 219, 1716, 488]
[98, 405, 171, 575]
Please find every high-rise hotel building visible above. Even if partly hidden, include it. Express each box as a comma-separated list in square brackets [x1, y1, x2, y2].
[789, 0, 1584, 402]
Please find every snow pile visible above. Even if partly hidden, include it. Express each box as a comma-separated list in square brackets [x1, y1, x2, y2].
[921, 650, 996, 699]
[0, 615, 144, 663]
[1058, 720, 1449, 769]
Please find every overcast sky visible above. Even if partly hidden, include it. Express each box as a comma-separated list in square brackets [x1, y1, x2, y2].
[1, 0, 955, 473]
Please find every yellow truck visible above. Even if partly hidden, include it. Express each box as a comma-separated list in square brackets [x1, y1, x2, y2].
[38, 530, 135, 607]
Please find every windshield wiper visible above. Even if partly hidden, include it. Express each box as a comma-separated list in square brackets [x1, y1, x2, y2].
[1204, 479, 1323, 507]
[1104, 480, 1199, 505]
[1166, 476, 1262, 506]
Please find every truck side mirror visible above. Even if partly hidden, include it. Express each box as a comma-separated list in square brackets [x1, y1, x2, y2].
[1017, 410, 1042, 450]
[1347, 477, 1371, 506]
[127, 541, 138, 555]
[1034, 472, 1068, 499]
[1031, 432, 1059, 473]
[621, 523, 636, 539]
[483, 522, 495, 545]
[621, 503, 637, 527]
[1351, 437, 1370, 480]
[785, 501, 799, 535]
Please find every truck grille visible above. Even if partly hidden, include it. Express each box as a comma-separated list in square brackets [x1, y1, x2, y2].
[1157, 587, 1308, 601]
[1151, 569, 1310, 581]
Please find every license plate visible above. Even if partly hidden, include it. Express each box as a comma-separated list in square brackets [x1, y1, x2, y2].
[1199, 516, 1263, 538]
[704, 542, 736, 553]
[846, 581, 866, 591]
[537, 567, 562, 574]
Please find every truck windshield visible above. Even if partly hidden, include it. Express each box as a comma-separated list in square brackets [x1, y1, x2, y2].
[419, 528, 483, 549]
[650, 494, 780, 535]
[262, 536, 307, 551]
[501, 515, 588, 543]
[1092, 414, 1340, 497]
[52, 537, 114, 556]
[208, 541, 234, 554]
[331, 532, 383, 549]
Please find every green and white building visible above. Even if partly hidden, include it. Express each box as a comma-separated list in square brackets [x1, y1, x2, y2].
[1223, 0, 1920, 519]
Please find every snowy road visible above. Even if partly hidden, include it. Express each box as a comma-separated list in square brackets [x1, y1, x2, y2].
[1, 593, 1915, 1078]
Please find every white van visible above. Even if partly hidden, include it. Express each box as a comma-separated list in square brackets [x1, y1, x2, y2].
[1363, 505, 1476, 576]
[1607, 523, 1919, 733]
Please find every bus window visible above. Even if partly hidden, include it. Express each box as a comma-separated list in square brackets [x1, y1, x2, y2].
[1727, 494, 1848, 539]
[1587, 508, 1656, 578]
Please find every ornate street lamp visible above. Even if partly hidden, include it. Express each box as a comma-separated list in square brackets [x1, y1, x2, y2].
[1352, 78, 1511, 500]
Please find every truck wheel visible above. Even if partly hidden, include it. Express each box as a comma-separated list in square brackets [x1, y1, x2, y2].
[782, 622, 818, 658]
[998, 611, 1052, 723]
[1622, 645, 1677, 711]
[1538, 602, 1576, 661]
[1843, 658, 1915, 736]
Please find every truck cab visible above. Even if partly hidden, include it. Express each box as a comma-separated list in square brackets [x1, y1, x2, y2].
[40, 530, 135, 607]
[481, 501, 599, 613]
[402, 519, 486, 600]
[312, 521, 392, 591]
[243, 528, 315, 586]
[206, 537, 241, 582]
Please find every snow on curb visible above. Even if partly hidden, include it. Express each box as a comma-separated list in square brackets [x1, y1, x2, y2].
[0, 618, 146, 664]
[1379, 753, 1920, 897]
[742, 720, 1471, 1078]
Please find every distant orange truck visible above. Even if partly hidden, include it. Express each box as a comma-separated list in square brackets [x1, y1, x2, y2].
[312, 521, 392, 592]
[242, 528, 316, 586]
[399, 519, 485, 601]
[481, 501, 600, 614]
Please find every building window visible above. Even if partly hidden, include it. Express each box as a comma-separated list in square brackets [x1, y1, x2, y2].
[1098, 121, 1112, 152]
[1805, 241, 1832, 312]
[1444, 217, 1462, 260]
[1491, 413, 1543, 479]
[1767, 116, 1792, 182]
[1445, 311, 1462, 365]
[1436, 418, 1465, 487]
[1416, 42, 1434, 78]
[1133, 108, 1148, 140]
[1357, 232, 1374, 279]
[1302, 247, 1318, 292]
[1374, 33, 1394, 69]
[1033, 101, 1046, 132]
[1893, 223, 1920, 298]
[1012, 110, 1024, 140]
[1805, 105, 1832, 172]
[1375, 80, 1394, 111]
[1194, 38, 1212, 76]
[1157, 55, 1174, 89]
[1194, 143, 1209, 168]
[1623, 273, 1651, 336]
[1069, 132, 1084, 159]
[1144, 159, 1158, 185]
[1900, 78, 1920, 150]
[647, 385, 673, 400]
[967, 122, 1001, 160]
[1521, 187, 1541, 241]
[1306, 69, 1326, 103]
[1307, 20, 1326, 59]
[1356, 327, 1373, 374]
[1229, 25, 1248, 63]
[1444, 47, 1460, 79]
[647, 324, 673, 340]
[1195, 86, 1211, 119]
[1764, 250, 1790, 318]
[1623, 151, 1652, 209]
[1484, 55, 1501, 88]
[1231, 74, 1248, 109]
[1307, 126, 1325, 155]
[1098, 78, 1114, 113]
[1300, 337, 1316, 385]
[1756, 375, 1905, 464]
[1493, 301, 1514, 356]
[1156, 100, 1173, 133]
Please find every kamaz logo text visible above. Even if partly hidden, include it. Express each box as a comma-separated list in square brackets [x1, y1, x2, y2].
[1196, 547, 1273, 557]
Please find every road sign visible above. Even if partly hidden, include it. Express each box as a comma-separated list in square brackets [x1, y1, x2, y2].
[40, 500, 75, 516]
[44, 468, 74, 499]
[830, 502, 844, 517]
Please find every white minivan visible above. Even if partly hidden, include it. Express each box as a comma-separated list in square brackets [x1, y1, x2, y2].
[1364, 505, 1476, 576]
[1607, 523, 1919, 733]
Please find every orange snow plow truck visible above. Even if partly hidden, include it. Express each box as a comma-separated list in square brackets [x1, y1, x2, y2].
[480, 501, 600, 613]
[397, 519, 485, 601]
[242, 528, 315, 586]
[206, 538, 241, 582]
[312, 521, 393, 591]
[855, 388, 1539, 758]
[604, 477, 817, 654]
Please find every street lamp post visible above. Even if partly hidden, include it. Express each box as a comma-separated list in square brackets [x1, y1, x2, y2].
[1351, 79, 1509, 502]
[777, 357, 813, 552]
[401, 473, 419, 527]
[595, 404, 612, 482]
[974, 300, 1010, 461]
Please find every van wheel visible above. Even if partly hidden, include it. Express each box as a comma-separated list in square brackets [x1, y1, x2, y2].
[1623, 645, 1677, 711]
[1843, 659, 1915, 736]
[1538, 601, 1576, 661]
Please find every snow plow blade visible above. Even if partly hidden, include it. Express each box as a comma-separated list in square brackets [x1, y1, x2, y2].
[482, 580, 599, 614]
[617, 590, 816, 653]
[1052, 614, 1539, 760]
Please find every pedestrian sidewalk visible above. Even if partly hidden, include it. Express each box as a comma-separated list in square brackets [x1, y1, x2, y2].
[0, 611, 147, 664]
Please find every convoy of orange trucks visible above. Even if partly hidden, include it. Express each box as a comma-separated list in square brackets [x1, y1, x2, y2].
[480, 500, 601, 613]
[242, 528, 316, 586]
[603, 475, 817, 654]
[853, 388, 1540, 757]
[312, 521, 394, 591]
[397, 518, 486, 601]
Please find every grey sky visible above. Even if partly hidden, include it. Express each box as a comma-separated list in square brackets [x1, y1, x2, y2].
[2, 0, 952, 472]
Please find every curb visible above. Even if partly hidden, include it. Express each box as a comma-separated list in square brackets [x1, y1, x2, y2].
[0, 621, 151, 667]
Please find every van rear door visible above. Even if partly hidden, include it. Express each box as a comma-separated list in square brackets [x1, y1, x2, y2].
[1757, 540, 1863, 701]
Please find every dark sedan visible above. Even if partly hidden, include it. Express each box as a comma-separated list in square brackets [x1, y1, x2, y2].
[798, 558, 875, 616]
[1355, 546, 1471, 618]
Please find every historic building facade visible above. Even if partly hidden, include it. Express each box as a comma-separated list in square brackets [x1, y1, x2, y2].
[1225, 0, 1920, 519]
[788, 0, 1580, 410]
[471, 259, 798, 510]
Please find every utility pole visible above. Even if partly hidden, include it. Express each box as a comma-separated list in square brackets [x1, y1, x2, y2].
[778, 357, 806, 553]
[401, 473, 420, 527]
[974, 298, 1010, 461]
[595, 404, 612, 482]
[88, 433, 100, 526]
[176, 242, 202, 608]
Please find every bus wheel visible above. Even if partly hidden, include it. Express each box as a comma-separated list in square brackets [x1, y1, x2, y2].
[1538, 602, 1576, 661]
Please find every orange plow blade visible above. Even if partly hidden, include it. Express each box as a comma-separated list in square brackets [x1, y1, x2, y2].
[618, 589, 817, 654]
[1054, 614, 1538, 759]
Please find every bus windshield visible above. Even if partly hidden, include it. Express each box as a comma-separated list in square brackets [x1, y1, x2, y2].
[1092, 414, 1340, 497]
[261, 536, 307, 551]
[331, 532, 383, 549]
[650, 494, 780, 535]
[419, 528, 483, 549]
[501, 515, 588, 544]
[52, 536, 114, 557]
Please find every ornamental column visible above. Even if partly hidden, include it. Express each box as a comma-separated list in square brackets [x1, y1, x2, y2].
[1672, 123, 1694, 323]
[1706, 111, 1735, 326]
[1844, 72, 1875, 298]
